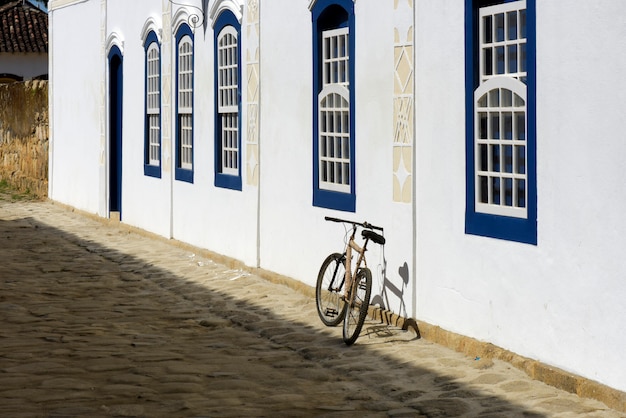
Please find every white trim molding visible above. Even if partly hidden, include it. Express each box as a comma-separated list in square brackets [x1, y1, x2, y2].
[49, 0, 88, 11]
[209, 0, 244, 26]
[140, 16, 162, 44]
[106, 31, 124, 56]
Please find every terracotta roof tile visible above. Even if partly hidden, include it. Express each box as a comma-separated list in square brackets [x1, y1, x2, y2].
[0, 1, 48, 54]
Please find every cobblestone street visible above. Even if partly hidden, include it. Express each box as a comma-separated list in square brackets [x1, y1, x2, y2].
[0, 195, 624, 417]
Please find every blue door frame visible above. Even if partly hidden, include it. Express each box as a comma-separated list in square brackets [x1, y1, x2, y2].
[108, 46, 123, 219]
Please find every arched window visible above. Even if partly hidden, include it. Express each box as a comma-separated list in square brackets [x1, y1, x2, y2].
[143, 30, 161, 178]
[311, 0, 355, 212]
[175, 24, 194, 183]
[214, 9, 242, 190]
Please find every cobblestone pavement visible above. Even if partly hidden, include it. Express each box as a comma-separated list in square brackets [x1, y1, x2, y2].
[0, 195, 624, 418]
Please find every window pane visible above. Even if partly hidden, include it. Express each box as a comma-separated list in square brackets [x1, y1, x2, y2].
[520, 43, 527, 73]
[491, 144, 500, 172]
[513, 112, 526, 141]
[507, 11, 517, 40]
[479, 144, 488, 171]
[483, 48, 493, 77]
[503, 145, 513, 173]
[515, 145, 526, 174]
[496, 46, 505, 74]
[516, 179, 526, 207]
[502, 89, 512, 107]
[483, 15, 492, 43]
[508, 44, 517, 73]
[489, 89, 499, 107]
[495, 13, 505, 42]
[479, 175, 488, 203]
[479, 113, 488, 139]
[490, 113, 500, 140]
[504, 112, 513, 140]
[504, 178, 513, 206]
[492, 177, 501, 205]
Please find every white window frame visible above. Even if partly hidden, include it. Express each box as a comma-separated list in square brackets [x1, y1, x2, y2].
[318, 27, 350, 193]
[146, 42, 160, 166]
[474, 0, 527, 218]
[217, 26, 239, 176]
[178, 35, 193, 171]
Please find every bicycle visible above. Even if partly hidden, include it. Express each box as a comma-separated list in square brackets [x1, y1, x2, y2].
[316, 216, 386, 345]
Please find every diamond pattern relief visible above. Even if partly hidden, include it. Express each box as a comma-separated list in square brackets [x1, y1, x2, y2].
[395, 45, 413, 95]
[247, 63, 259, 104]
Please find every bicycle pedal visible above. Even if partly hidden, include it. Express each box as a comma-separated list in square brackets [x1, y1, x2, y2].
[325, 308, 338, 317]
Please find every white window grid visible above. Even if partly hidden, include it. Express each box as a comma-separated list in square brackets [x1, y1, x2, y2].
[475, 77, 527, 218]
[178, 35, 193, 170]
[146, 43, 160, 166]
[218, 27, 239, 175]
[318, 27, 350, 193]
[322, 27, 349, 88]
[475, 0, 527, 218]
[319, 86, 350, 193]
[479, 0, 527, 84]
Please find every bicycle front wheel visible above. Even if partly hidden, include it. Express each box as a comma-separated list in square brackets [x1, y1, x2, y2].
[342, 267, 372, 345]
[315, 253, 347, 326]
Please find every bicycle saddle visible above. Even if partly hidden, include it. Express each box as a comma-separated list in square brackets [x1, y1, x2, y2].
[362, 229, 386, 245]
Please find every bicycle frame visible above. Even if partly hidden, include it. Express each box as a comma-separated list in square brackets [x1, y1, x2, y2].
[324, 216, 384, 300]
[343, 224, 368, 301]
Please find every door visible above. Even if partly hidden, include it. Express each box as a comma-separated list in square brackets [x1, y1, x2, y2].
[108, 46, 123, 220]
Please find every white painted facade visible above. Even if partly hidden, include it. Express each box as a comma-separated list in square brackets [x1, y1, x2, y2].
[48, 0, 626, 393]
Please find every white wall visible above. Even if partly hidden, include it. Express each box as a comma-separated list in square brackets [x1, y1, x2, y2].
[49, 0, 103, 213]
[414, 0, 626, 392]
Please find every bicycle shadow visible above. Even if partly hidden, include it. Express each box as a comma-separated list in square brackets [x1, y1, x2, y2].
[370, 260, 420, 336]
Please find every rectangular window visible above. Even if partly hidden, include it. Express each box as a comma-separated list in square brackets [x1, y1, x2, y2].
[466, 0, 536, 244]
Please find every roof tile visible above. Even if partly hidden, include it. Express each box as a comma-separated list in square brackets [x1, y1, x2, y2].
[0, 1, 48, 54]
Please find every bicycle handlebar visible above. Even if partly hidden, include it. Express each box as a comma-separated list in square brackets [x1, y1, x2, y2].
[324, 216, 384, 232]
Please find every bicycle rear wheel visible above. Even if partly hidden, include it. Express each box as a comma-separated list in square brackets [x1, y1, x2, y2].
[342, 267, 372, 345]
[315, 253, 347, 326]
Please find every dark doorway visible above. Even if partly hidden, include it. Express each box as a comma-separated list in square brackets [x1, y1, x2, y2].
[108, 46, 123, 220]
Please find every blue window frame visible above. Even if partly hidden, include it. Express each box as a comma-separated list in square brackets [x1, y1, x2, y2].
[175, 24, 194, 183]
[465, 0, 536, 244]
[311, 0, 356, 212]
[214, 10, 242, 190]
[143, 30, 161, 178]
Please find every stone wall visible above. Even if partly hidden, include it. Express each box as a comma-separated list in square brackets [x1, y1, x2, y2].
[0, 80, 48, 197]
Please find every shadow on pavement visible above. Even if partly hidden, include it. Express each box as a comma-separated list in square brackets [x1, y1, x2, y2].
[0, 213, 546, 417]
